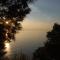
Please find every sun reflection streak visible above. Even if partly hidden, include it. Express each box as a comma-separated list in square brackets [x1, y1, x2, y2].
[5, 42, 11, 56]
[5, 42, 10, 48]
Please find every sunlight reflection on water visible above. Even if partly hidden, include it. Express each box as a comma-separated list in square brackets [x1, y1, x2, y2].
[5, 42, 11, 57]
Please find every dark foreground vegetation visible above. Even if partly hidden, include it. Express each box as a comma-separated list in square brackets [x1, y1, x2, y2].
[0, 0, 33, 40]
[0, 0, 33, 60]
[33, 23, 60, 60]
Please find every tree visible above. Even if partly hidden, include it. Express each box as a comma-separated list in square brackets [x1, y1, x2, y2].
[33, 23, 60, 60]
[0, 0, 34, 59]
[0, 0, 34, 41]
[0, 0, 33, 20]
[46, 23, 60, 60]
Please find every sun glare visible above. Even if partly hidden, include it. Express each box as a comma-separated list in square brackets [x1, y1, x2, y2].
[5, 21, 9, 24]
[5, 42, 10, 48]
[5, 42, 11, 56]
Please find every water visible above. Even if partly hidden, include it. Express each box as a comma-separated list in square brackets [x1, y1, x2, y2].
[5, 30, 50, 59]
[4, 20, 53, 59]
[0, 19, 58, 60]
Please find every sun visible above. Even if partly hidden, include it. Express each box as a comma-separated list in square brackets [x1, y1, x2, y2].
[5, 42, 10, 48]
[5, 21, 9, 24]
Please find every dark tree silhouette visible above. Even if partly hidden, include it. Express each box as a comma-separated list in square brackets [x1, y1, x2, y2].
[33, 23, 60, 60]
[0, 0, 34, 59]
[0, 0, 33, 19]
[0, 0, 34, 41]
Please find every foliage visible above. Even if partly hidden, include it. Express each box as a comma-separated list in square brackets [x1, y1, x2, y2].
[0, 0, 34, 41]
[33, 23, 60, 60]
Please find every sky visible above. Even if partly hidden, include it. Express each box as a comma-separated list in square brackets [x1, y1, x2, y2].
[27, 0, 60, 22]
[22, 0, 60, 30]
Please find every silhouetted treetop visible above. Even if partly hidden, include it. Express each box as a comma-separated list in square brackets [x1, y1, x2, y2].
[0, 0, 34, 20]
[47, 23, 60, 42]
[33, 23, 60, 60]
[0, 0, 35, 41]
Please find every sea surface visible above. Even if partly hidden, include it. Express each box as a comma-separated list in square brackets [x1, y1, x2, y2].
[5, 22, 53, 60]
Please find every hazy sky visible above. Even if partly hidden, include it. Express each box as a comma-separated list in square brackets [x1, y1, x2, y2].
[22, 0, 60, 30]
[26, 0, 60, 23]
